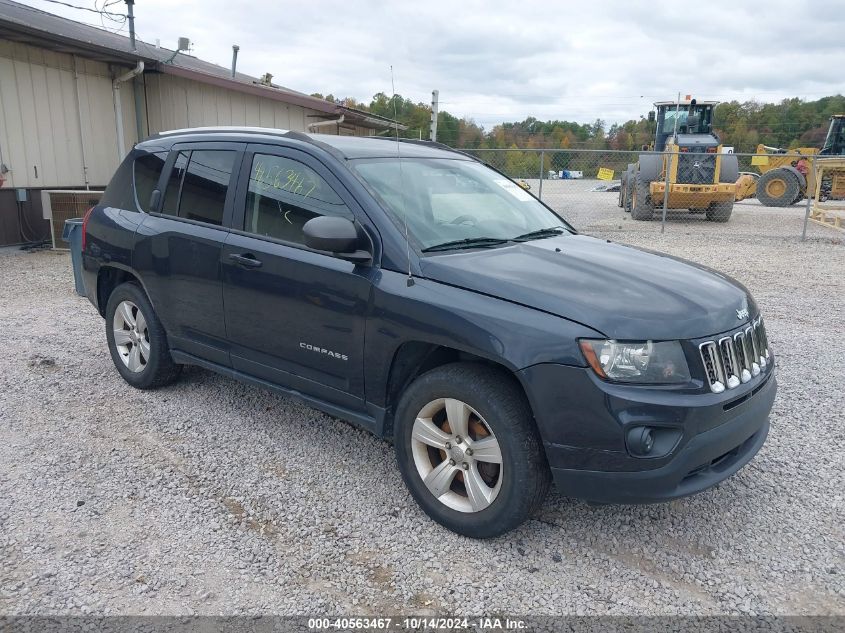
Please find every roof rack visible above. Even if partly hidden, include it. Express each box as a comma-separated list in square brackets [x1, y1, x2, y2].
[149, 126, 348, 159]
[155, 126, 291, 138]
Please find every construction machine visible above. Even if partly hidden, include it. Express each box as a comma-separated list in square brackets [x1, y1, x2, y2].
[736, 115, 845, 206]
[619, 98, 739, 222]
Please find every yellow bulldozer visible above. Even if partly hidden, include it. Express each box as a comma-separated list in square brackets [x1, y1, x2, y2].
[735, 114, 845, 205]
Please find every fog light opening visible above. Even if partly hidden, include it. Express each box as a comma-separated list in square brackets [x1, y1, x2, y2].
[628, 426, 654, 457]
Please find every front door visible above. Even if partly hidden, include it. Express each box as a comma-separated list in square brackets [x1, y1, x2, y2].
[221, 144, 372, 411]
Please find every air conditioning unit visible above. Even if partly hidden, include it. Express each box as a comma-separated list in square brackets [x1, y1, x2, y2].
[40, 190, 103, 250]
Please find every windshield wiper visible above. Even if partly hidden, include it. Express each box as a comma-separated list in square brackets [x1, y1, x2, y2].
[421, 237, 511, 253]
[512, 226, 567, 242]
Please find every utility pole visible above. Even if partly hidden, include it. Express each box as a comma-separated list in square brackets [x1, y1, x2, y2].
[125, 0, 136, 52]
[430, 90, 439, 142]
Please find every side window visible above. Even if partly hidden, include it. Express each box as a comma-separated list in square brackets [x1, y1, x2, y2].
[161, 150, 236, 226]
[244, 153, 351, 245]
[133, 151, 167, 212]
[162, 151, 189, 217]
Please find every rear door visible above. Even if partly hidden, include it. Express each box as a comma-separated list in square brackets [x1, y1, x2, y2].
[134, 141, 244, 366]
[221, 143, 373, 410]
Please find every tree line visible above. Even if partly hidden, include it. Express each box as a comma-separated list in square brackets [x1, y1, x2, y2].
[313, 92, 844, 154]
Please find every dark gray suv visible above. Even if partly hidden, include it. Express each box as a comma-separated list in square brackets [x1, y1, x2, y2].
[81, 127, 776, 537]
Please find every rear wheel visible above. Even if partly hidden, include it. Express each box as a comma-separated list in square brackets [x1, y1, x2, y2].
[394, 363, 550, 538]
[631, 172, 654, 220]
[706, 201, 733, 222]
[624, 176, 635, 212]
[757, 169, 800, 207]
[105, 282, 181, 389]
[619, 165, 634, 209]
[617, 176, 625, 207]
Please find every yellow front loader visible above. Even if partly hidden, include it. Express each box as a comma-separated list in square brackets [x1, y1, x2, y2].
[736, 115, 845, 205]
[620, 98, 739, 222]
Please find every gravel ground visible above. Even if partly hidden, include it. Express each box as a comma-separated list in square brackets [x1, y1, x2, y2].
[1, 202, 843, 616]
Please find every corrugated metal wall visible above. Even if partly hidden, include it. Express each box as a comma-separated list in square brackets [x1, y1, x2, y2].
[144, 74, 375, 138]
[0, 41, 376, 194]
[145, 73, 313, 133]
[0, 41, 137, 189]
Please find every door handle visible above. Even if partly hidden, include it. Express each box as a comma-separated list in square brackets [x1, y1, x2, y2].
[228, 253, 263, 268]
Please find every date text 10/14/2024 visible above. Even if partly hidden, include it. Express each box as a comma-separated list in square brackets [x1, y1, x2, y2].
[307, 616, 527, 630]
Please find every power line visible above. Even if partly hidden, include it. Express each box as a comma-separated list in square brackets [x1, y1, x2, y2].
[33, 0, 125, 19]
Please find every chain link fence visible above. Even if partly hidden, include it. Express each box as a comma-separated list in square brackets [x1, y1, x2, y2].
[459, 148, 844, 242]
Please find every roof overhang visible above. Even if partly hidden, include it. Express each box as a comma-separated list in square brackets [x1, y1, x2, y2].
[0, 20, 152, 65]
[654, 100, 720, 107]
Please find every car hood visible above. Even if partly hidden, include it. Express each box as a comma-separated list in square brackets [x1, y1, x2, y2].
[419, 234, 756, 340]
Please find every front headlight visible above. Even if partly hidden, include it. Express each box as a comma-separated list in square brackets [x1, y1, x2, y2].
[579, 339, 691, 384]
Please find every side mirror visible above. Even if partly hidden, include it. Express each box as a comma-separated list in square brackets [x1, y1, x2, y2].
[647, 111, 655, 122]
[303, 216, 371, 263]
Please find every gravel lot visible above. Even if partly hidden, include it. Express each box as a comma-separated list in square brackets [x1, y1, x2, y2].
[1, 196, 843, 616]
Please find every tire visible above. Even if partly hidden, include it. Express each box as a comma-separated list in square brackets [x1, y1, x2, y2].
[631, 171, 654, 220]
[756, 169, 800, 207]
[105, 282, 181, 389]
[393, 363, 550, 538]
[706, 201, 733, 222]
[624, 172, 634, 213]
[618, 165, 634, 208]
[617, 178, 625, 208]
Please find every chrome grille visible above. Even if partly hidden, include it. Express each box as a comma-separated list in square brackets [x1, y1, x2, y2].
[700, 318, 771, 393]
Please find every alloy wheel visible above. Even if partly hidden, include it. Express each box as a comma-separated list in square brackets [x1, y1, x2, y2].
[112, 300, 150, 373]
[411, 398, 503, 513]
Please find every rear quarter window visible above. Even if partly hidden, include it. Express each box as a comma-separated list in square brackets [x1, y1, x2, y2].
[100, 156, 135, 210]
[133, 152, 167, 212]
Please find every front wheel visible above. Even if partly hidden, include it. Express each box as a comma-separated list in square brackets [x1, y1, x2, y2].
[756, 169, 799, 207]
[394, 363, 550, 538]
[706, 201, 733, 222]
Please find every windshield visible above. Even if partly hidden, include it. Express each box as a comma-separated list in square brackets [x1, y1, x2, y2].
[821, 119, 845, 155]
[351, 157, 570, 251]
[661, 106, 712, 135]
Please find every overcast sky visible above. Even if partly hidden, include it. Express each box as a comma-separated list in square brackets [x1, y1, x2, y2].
[24, 0, 845, 129]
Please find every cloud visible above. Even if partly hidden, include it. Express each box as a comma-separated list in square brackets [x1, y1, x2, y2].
[22, 0, 845, 129]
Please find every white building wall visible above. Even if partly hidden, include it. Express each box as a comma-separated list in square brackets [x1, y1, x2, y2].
[0, 41, 136, 189]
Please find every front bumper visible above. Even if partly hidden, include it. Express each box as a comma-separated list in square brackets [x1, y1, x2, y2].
[518, 361, 776, 504]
